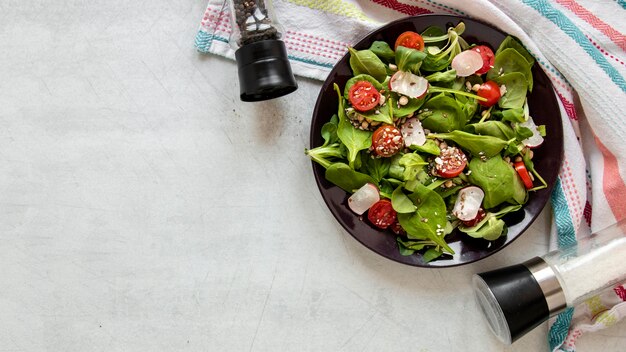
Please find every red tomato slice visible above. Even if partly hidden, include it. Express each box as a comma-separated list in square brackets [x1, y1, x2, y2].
[372, 125, 403, 157]
[461, 208, 486, 227]
[435, 146, 467, 178]
[394, 31, 425, 51]
[348, 81, 380, 112]
[471, 45, 495, 75]
[477, 81, 501, 107]
[514, 161, 534, 189]
[367, 199, 397, 230]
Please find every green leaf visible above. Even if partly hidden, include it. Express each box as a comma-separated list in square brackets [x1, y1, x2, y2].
[395, 46, 427, 73]
[422, 248, 444, 262]
[458, 214, 507, 241]
[379, 92, 425, 119]
[343, 74, 384, 100]
[399, 153, 428, 181]
[418, 94, 466, 133]
[369, 41, 395, 62]
[348, 47, 388, 83]
[425, 69, 458, 83]
[361, 152, 390, 183]
[429, 130, 510, 158]
[468, 155, 527, 209]
[492, 72, 528, 109]
[496, 36, 535, 66]
[391, 186, 418, 213]
[465, 121, 515, 140]
[514, 125, 534, 140]
[346, 108, 393, 125]
[325, 163, 376, 193]
[320, 117, 339, 146]
[335, 84, 372, 168]
[491, 107, 525, 123]
[409, 139, 440, 155]
[397, 183, 454, 254]
[487, 48, 533, 92]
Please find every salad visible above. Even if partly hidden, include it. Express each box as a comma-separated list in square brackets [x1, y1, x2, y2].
[306, 22, 546, 262]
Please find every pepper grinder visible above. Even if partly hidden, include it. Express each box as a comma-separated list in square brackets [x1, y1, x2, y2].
[227, 0, 297, 102]
[473, 220, 626, 344]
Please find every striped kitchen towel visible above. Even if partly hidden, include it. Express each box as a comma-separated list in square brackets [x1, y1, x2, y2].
[196, 1, 626, 350]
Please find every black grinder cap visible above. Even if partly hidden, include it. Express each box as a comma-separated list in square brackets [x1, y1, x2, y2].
[234, 39, 297, 102]
[473, 263, 551, 344]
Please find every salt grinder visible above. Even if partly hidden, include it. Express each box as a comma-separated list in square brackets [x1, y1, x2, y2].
[227, 0, 297, 101]
[473, 220, 626, 344]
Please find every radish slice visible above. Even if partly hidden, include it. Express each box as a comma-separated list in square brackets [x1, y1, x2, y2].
[451, 50, 483, 77]
[389, 71, 429, 99]
[520, 116, 544, 148]
[452, 186, 484, 221]
[348, 183, 380, 215]
[400, 117, 426, 147]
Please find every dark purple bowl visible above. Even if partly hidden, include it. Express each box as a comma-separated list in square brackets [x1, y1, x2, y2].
[309, 15, 563, 267]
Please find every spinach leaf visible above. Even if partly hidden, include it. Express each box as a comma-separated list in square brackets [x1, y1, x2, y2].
[496, 36, 534, 66]
[388, 154, 405, 180]
[361, 152, 390, 184]
[380, 92, 425, 119]
[422, 248, 444, 262]
[397, 183, 454, 254]
[343, 74, 383, 100]
[395, 46, 426, 73]
[325, 163, 376, 193]
[335, 83, 372, 169]
[346, 108, 393, 125]
[459, 214, 507, 241]
[429, 130, 510, 158]
[409, 139, 440, 155]
[513, 125, 534, 140]
[348, 47, 388, 83]
[399, 153, 428, 181]
[369, 41, 395, 62]
[456, 94, 479, 122]
[391, 186, 417, 213]
[492, 72, 528, 109]
[491, 107, 525, 123]
[468, 155, 527, 208]
[425, 69, 457, 83]
[418, 94, 466, 133]
[320, 115, 339, 145]
[397, 238, 441, 256]
[465, 121, 515, 140]
[487, 48, 533, 92]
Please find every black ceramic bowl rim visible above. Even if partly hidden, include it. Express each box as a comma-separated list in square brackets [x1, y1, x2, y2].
[309, 14, 563, 268]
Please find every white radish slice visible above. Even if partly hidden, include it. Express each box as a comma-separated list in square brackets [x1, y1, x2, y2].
[400, 117, 426, 147]
[451, 50, 483, 77]
[452, 186, 485, 221]
[389, 71, 429, 99]
[520, 116, 544, 148]
[348, 183, 380, 215]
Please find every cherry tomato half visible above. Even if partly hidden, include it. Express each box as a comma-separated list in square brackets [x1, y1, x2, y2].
[514, 161, 534, 189]
[461, 208, 486, 227]
[368, 199, 397, 230]
[348, 81, 380, 112]
[372, 125, 403, 157]
[434, 146, 467, 178]
[471, 45, 495, 75]
[394, 31, 425, 51]
[477, 80, 501, 107]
